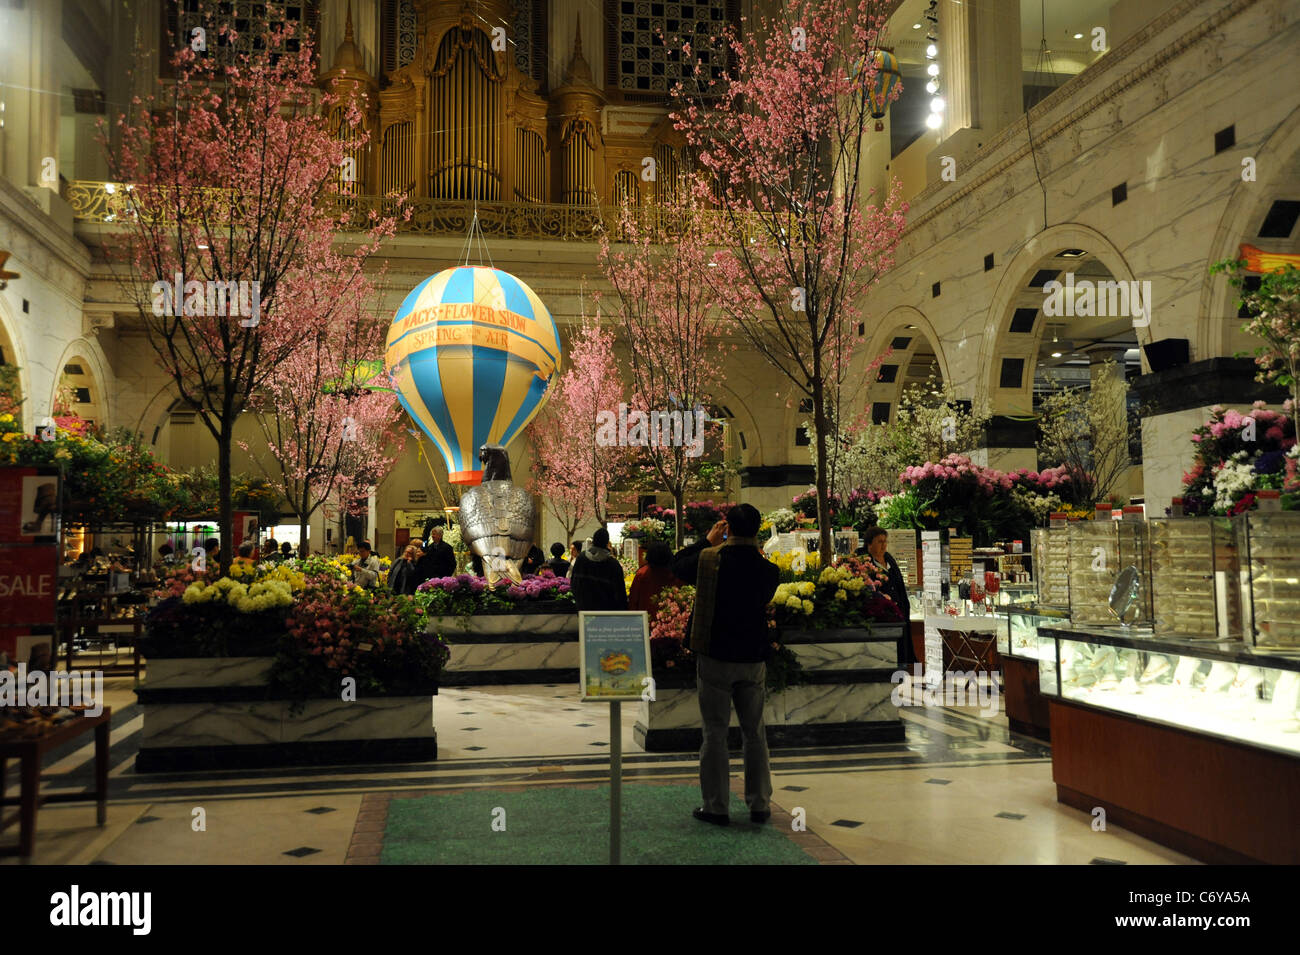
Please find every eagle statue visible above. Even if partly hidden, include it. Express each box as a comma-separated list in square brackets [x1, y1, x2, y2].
[458, 444, 536, 584]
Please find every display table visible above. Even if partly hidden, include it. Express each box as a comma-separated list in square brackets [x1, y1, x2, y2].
[926, 615, 1001, 674]
[1039, 624, 1300, 864]
[0, 709, 111, 859]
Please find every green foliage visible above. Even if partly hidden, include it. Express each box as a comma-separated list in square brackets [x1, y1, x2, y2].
[1212, 258, 1300, 413]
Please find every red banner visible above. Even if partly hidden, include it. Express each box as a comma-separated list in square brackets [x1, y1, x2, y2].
[0, 545, 58, 626]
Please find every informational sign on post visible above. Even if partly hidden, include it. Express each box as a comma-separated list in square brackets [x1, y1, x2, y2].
[579, 611, 652, 865]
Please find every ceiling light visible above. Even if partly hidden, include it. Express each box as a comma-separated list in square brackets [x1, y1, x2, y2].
[927, 63, 939, 76]
[925, 113, 942, 129]
[925, 79, 938, 94]
[1073, 32, 1083, 39]
[1051, 351, 1063, 358]
[930, 97, 945, 112]
[925, 43, 937, 58]
[912, 22, 921, 29]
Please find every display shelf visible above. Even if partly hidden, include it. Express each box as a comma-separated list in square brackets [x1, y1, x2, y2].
[1149, 516, 1242, 640]
[1030, 528, 1069, 609]
[998, 606, 1069, 661]
[1066, 520, 1151, 625]
[1239, 511, 1300, 652]
[1038, 624, 1300, 758]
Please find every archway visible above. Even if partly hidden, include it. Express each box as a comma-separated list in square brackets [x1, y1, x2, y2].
[1200, 105, 1300, 359]
[860, 307, 949, 426]
[978, 225, 1142, 416]
[53, 354, 105, 429]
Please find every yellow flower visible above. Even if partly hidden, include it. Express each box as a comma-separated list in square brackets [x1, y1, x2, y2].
[834, 589, 847, 601]
[801, 599, 814, 615]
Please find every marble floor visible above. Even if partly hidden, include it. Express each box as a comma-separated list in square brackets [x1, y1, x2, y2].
[1, 676, 1198, 865]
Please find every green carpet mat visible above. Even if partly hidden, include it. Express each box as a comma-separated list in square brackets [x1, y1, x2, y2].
[380, 784, 819, 865]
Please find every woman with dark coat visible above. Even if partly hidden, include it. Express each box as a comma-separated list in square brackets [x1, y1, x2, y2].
[858, 526, 914, 668]
[388, 545, 420, 596]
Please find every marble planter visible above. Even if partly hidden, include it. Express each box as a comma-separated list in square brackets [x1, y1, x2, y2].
[431, 612, 580, 686]
[634, 623, 906, 750]
[134, 656, 437, 772]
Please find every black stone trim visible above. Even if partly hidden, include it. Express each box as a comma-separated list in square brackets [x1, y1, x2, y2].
[1131, 357, 1289, 416]
[439, 667, 580, 686]
[134, 736, 438, 773]
[634, 720, 905, 752]
[780, 625, 905, 644]
[135, 684, 438, 704]
[739, 465, 816, 488]
[436, 630, 579, 644]
[977, 415, 1038, 450]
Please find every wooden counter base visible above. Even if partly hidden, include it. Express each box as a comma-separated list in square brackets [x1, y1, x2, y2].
[1049, 699, 1300, 864]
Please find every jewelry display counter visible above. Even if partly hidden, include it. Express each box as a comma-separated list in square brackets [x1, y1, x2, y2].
[1039, 624, 1300, 864]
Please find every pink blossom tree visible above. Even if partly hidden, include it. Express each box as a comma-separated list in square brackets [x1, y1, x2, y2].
[527, 315, 631, 537]
[244, 270, 404, 556]
[597, 186, 735, 546]
[103, 10, 400, 572]
[673, 0, 908, 562]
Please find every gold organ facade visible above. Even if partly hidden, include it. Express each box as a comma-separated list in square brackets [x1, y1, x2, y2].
[317, 0, 703, 210]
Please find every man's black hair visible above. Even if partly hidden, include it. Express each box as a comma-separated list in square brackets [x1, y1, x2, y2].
[592, 528, 610, 549]
[550, 542, 565, 558]
[725, 503, 761, 538]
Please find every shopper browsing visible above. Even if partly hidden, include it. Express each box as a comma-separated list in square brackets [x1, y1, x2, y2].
[351, 541, 382, 589]
[570, 528, 628, 611]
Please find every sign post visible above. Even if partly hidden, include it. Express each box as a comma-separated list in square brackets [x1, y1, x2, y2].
[579, 611, 651, 866]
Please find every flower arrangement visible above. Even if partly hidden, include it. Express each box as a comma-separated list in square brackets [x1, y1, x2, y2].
[415, 573, 575, 617]
[764, 551, 902, 629]
[1181, 402, 1295, 515]
[622, 517, 669, 540]
[762, 507, 798, 533]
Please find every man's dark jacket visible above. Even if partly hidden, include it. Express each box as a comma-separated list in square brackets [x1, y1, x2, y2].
[570, 544, 628, 611]
[671, 539, 780, 663]
[423, 540, 457, 579]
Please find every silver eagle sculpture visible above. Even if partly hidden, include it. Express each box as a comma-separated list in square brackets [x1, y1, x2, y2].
[458, 444, 536, 585]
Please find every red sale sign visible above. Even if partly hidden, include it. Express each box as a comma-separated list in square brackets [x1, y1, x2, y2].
[0, 545, 58, 625]
[0, 466, 61, 543]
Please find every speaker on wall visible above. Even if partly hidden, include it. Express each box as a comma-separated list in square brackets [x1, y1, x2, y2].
[1143, 338, 1190, 372]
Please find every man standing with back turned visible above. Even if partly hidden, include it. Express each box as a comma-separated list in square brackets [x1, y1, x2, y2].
[671, 504, 780, 826]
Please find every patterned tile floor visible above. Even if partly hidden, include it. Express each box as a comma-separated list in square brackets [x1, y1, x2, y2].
[1, 677, 1199, 865]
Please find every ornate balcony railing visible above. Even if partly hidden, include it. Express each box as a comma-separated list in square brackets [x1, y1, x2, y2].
[63, 181, 714, 242]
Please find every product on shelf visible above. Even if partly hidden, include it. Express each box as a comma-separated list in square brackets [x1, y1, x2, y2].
[1240, 512, 1300, 651]
[1149, 517, 1242, 640]
[1066, 520, 1151, 626]
[1031, 528, 1069, 608]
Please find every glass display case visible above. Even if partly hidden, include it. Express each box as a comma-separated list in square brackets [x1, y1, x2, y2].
[1038, 625, 1300, 756]
[997, 605, 1069, 661]
[1149, 516, 1243, 640]
[1030, 528, 1069, 609]
[1239, 511, 1300, 652]
[1066, 520, 1151, 625]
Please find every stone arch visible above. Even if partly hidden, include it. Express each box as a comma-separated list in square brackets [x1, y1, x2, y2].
[859, 306, 950, 425]
[1199, 104, 1300, 359]
[0, 296, 31, 420]
[977, 223, 1141, 415]
[710, 380, 763, 471]
[50, 338, 113, 429]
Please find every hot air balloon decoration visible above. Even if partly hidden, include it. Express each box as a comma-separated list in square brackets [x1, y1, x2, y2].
[384, 265, 562, 485]
[862, 49, 902, 132]
[386, 266, 561, 583]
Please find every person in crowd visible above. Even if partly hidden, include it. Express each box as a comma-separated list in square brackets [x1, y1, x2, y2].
[407, 541, 432, 586]
[858, 525, 913, 667]
[570, 528, 628, 611]
[351, 540, 382, 589]
[233, 541, 257, 567]
[628, 542, 682, 615]
[203, 537, 220, 568]
[521, 543, 546, 576]
[671, 504, 780, 827]
[566, 541, 582, 578]
[388, 545, 420, 595]
[425, 527, 457, 579]
[263, 537, 279, 560]
[545, 542, 571, 578]
[280, 541, 294, 560]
